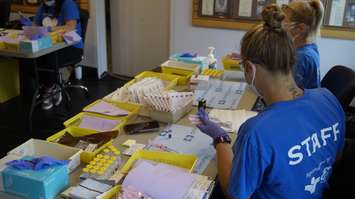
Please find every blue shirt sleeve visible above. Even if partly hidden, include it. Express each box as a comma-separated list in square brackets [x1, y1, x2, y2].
[228, 123, 269, 199]
[61, 0, 80, 22]
[34, 5, 45, 25]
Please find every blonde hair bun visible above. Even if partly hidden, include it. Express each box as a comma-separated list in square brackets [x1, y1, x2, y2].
[262, 4, 285, 31]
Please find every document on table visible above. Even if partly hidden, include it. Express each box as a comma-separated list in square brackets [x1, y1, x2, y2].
[83, 100, 129, 116]
[147, 124, 216, 174]
[209, 109, 258, 133]
[239, 0, 253, 17]
[123, 160, 196, 199]
[194, 80, 247, 110]
[79, 115, 120, 132]
[329, 0, 346, 26]
[201, 0, 215, 16]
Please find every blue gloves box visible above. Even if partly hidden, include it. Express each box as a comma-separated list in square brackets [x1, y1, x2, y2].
[170, 53, 208, 69]
[20, 36, 53, 53]
[2, 156, 69, 199]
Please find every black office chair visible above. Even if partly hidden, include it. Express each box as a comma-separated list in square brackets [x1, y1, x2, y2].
[0, 0, 11, 28]
[321, 65, 355, 138]
[322, 66, 355, 199]
[321, 65, 355, 112]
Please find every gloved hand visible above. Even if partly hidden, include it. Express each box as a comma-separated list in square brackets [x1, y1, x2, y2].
[20, 16, 32, 26]
[196, 108, 228, 139]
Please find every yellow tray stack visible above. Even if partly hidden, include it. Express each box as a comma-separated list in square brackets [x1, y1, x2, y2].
[120, 150, 197, 174]
[126, 71, 179, 91]
[63, 112, 126, 132]
[46, 127, 114, 163]
[161, 67, 194, 85]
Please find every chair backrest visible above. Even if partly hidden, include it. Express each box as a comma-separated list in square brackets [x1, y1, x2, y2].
[0, 0, 11, 28]
[79, 9, 90, 41]
[321, 65, 355, 111]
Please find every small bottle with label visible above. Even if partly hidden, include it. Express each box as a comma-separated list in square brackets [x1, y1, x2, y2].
[207, 47, 217, 69]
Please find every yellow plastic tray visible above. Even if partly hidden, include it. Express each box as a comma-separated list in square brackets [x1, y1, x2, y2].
[46, 126, 114, 163]
[4, 42, 20, 51]
[127, 71, 179, 91]
[83, 99, 140, 122]
[63, 112, 126, 132]
[101, 185, 121, 199]
[222, 57, 242, 71]
[161, 67, 194, 85]
[120, 150, 197, 174]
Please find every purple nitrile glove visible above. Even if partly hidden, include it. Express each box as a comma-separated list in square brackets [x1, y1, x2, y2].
[196, 108, 228, 139]
[180, 52, 197, 58]
[46, 26, 53, 32]
[32, 156, 69, 170]
[20, 16, 32, 26]
[7, 159, 35, 170]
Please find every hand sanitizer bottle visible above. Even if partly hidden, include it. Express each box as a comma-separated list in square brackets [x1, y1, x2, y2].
[207, 47, 217, 69]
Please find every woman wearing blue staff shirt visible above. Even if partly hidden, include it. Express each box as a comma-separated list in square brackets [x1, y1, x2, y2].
[195, 4, 345, 199]
[282, 0, 324, 89]
[34, 0, 83, 110]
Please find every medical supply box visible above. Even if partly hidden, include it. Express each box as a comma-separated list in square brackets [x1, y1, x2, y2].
[6, 139, 82, 173]
[0, 156, 69, 199]
[20, 36, 53, 53]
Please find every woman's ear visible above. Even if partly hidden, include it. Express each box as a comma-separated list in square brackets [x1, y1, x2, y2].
[243, 60, 255, 84]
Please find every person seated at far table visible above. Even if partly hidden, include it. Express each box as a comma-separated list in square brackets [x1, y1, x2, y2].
[34, 0, 84, 110]
[195, 4, 345, 199]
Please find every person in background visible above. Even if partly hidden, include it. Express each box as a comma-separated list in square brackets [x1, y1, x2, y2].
[195, 4, 345, 199]
[34, 0, 83, 110]
[282, 0, 324, 89]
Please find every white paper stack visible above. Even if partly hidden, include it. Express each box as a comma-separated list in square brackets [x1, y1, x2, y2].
[209, 109, 258, 133]
[143, 92, 194, 113]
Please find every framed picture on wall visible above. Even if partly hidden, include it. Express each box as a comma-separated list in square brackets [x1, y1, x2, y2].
[344, 1, 355, 27]
[201, 0, 215, 16]
[214, 0, 229, 16]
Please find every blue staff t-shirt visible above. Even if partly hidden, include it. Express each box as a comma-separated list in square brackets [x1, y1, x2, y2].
[34, 0, 83, 49]
[294, 44, 320, 89]
[228, 88, 345, 199]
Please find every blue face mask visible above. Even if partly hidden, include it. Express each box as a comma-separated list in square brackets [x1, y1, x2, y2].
[44, 0, 55, 7]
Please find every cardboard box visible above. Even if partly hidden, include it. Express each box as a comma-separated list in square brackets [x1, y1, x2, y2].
[1, 156, 69, 199]
[7, 139, 82, 173]
[20, 36, 53, 53]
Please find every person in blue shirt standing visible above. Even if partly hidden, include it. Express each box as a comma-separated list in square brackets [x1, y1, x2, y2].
[281, 0, 324, 89]
[195, 4, 345, 199]
[34, 0, 83, 110]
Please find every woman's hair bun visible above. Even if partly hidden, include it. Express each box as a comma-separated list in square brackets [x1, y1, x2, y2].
[262, 4, 285, 31]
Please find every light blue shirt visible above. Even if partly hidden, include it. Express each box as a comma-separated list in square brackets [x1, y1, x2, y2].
[228, 88, 345, 199]
[34, 0, 83, 49]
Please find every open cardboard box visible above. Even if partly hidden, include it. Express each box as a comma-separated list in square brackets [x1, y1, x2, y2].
[6, 139, 82, 173]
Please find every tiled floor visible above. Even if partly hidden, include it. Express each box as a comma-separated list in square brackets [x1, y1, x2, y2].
[0, 68, 128, 157]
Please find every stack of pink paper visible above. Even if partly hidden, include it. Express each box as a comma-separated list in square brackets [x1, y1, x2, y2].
[84, 101, 129, 116]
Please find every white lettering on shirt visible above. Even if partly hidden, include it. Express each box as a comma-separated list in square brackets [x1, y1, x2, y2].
[321, 127, 332, 146]
[288, 122, 341, 166]
[288, 145, 303, 166]
[301, 137, 312, 157]
[333, 123, 340, 141]
[311, 133, 321, 154]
